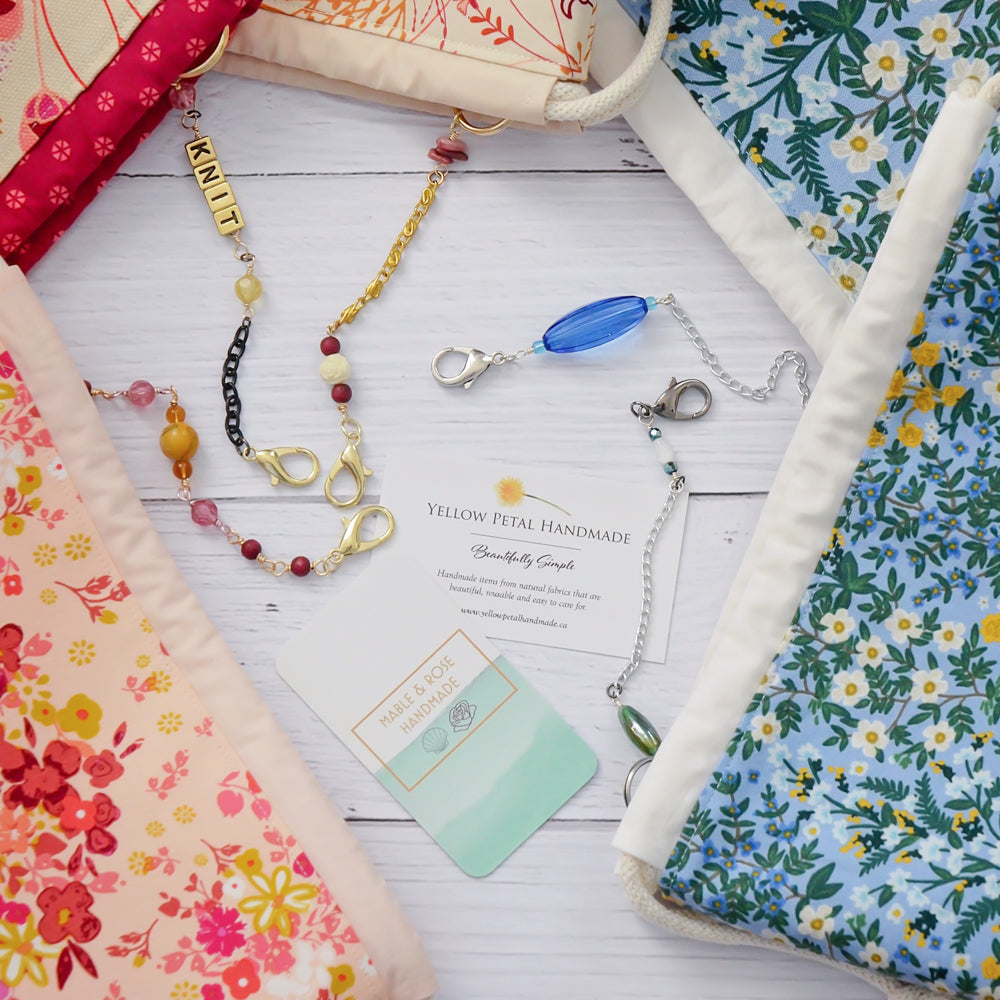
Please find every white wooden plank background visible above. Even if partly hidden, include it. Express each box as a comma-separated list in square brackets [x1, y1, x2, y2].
[26, 71, 882, 999]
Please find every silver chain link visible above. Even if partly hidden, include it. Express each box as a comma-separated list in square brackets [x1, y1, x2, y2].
[607, 294, 811, 705]
[607, 478, 683, 704]
[489, 346, 534, 366]
[658, 294, 811, 408]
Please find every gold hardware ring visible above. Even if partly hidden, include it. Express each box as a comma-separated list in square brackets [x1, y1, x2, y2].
[453, 109, 510, 136]
[178, 26, 231, 80]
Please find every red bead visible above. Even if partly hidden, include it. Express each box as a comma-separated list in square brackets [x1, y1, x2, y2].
[290, 556, 311, 577]
[331, 383, 352, 403]
[320, 336, 341, 355]
[83, 380, 92, 394]
[241, 539, 262, 560]
[428, 148, 452, 165]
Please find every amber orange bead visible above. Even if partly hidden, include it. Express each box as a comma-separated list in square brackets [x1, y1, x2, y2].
[165, 404, 186, 423]
[160, 422, 199, 462]
[172, 460, 193, 480]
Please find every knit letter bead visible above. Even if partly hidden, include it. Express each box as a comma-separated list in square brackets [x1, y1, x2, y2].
[160, 423, 199, 461]
[319, 355, 351, 384]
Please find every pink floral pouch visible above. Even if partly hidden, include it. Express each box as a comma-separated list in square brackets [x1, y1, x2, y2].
[0, 258, 436, 999]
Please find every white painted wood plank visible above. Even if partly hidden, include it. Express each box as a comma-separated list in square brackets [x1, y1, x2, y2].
[131, 493, 763, 821]
[352, 820, 883, 1000]
[35, 172, 816, 496]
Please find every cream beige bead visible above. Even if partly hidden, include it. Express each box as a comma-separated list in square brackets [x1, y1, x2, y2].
[235, 273, 263, 304]
[319, 355, 352, 384]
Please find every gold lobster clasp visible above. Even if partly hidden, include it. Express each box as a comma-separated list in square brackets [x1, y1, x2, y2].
[250, 447, 321, 488]
[325, 437, 373, 508]
[337, 505, 395, 557]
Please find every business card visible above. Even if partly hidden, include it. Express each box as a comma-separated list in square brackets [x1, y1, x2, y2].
[275, 556, 597, 876]
[379, 450, 688, 661]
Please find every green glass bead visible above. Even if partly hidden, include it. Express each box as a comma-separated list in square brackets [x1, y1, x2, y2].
[618, 704, 661, 756]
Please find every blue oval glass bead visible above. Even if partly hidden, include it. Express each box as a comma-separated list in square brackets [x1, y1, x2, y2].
[541, 295, 649, 354]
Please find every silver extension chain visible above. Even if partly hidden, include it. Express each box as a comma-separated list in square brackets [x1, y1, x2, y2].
[606, 474, 683, 704]
[658, 294, 811, 409]
[607, 293, 811, 705]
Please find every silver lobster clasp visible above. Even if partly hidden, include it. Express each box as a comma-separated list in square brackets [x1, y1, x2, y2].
[651, 377, 712, 420]
[431, 347, 493, 389]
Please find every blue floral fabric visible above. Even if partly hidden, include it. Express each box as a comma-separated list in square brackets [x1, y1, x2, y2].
[616, 0, 999, 296]
[656, 142, 1000, 995]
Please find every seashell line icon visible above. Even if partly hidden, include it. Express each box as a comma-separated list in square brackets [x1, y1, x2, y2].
[420, 727, 449, 754]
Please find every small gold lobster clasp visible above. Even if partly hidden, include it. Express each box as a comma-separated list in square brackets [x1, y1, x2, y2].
[325, 432, 373, 508]
[337, 505, 395, 557]
[251, 447, 321, 487]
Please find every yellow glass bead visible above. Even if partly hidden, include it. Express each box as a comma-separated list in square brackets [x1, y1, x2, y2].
[165, 404, 186, 423]
[172, 460, 193, 480]
[160, 422, 199, 462]
[235, 272, 262, 304]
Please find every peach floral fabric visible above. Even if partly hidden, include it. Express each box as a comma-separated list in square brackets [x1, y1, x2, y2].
[0, 341, 386, 999]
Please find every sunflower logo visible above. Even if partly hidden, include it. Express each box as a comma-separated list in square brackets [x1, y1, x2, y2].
[493, 476, 570, 515]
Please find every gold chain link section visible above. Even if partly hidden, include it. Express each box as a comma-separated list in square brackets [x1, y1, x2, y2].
[328, 167, 447, 335]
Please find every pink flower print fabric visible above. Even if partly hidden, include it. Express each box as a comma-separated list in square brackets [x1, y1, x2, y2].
[0, 343, 386, 998]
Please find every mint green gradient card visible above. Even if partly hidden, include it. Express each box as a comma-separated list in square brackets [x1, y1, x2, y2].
[276, 555, 597, 876]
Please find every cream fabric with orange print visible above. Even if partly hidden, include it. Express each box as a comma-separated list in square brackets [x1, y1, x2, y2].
[0, 0, 159, 180]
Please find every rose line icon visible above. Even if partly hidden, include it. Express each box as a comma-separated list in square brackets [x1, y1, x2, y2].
[449, 701, 477, 732]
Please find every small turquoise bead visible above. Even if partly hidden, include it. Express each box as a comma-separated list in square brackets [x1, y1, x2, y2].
[663, 462, 677, 474]
[648, 427, 662, 440]
[645, 296, 658, 309]
[618, 704, 661, 756]
[532, 340, 546, 354]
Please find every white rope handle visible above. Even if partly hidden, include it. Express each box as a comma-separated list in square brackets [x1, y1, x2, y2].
[544, 0, 674, 126]
[979, 73, 1000, 109]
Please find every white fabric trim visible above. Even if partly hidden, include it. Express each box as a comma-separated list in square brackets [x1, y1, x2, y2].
[613, 90, 998, 870]
[589, 1, 849, 363]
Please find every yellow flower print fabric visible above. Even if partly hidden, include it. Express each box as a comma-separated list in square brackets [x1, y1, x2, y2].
[0, 346, 385, 997]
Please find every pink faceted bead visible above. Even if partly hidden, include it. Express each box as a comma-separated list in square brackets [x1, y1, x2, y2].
[126, 380, 156, 407]
[169, 82, 198, 111]
[190, 499, 219, 526]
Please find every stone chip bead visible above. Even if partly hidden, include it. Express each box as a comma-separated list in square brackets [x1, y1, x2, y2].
[319, 355, 351, 385]
[235, 271, 263, 305]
